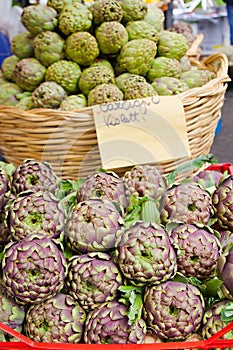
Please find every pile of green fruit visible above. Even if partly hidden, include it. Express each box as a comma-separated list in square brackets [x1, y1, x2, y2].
[0, 0, 216, 110]
[0, 157, 233, 345]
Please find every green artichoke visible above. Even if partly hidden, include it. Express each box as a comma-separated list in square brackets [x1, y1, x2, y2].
[180, 68, 216, 88]
[117, 0, 148, 23]
[1, 55, 20, 82]
[25, 293, 86, 343]
[13, 58, 46, 92]
[47, 0, 83, 13]
[59, 94, 87, 110]
[32, 81, 67, 109]
[90, 0, 123, 25]
[115, 72, 146, 92]
[65, 198, 126, 253]
[143, 281, 205, 340]
[116, 221, 177, 286]
[78, 65, 115, 96]
[160, 182, 213, 225]
[126, 20, 159, 42]
[117, 39, 157, 76]
[124, 81, 157, 100]
[45, 60, 81, 94]
[66, 252, 123, 310]
[78, 170, 128, 210]
[65, 31, 99, 66]
[84, 300, 146, 343]
[33, 31, 65, 67]
[95, 21, 129, 55]
[143, 5, 165, 32]
[8, 190, 66, 242]
[179, 56, 193, 72]
[21, 4, 58, 37]
[10, 31, 34, 59]
[0, 82, 23, 106]
[15, 96, 34, 111]
[212, 175, 233, 230]
[157, 31, 189, 60]
[11, 159, 60, 196]
[1, 233, 68, 305]
[151, 76, 190, 95]
[147, 56, 182, 82]
[88, 83, 124, 106]
[58, 3, 93, 36]
[170, 223, 221, 280]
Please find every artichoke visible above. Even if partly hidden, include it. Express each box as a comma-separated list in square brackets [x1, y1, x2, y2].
[217, 241, 233, 293]
[32, 81, 67, 109]
[143, 281, 205, 340]
[59, 94, 87, 110]
[8, 190, 66, 242]
[65, 31, 99, 66]
[147, 56, 182, 82]
[0, 278, 25, 334]
[90, 0, 123, 25]
[10, 31, 34, 59]
[78, 65, 115, 96]
[126, 20, 159, 42]
[13, 58, 46, 92]
[124, 81, 157, 100]
[157, 31, 189, 60]
[115, 72, 146, 93]
[88, 83, 124, 106]
[121, 164, 167, 201]
[1, 233, 68, 305]
[21, 4, 58, 37]
[160, 182, 213, 225]
[11, 159, 60, 196]
[66, 252, 123, 311]
[169, 223, 221, 280]
[0, 82, 23, 106]
[116, 221, 177, 286]
[0, 167, 11, 211]
[33, 31, 65, 67]
[212, 175, 233, 230]
[143, 5, 165, 32]
[45, 60, 81, 94]
[117, 0, 148, 23]
[1, 55, 20, 82]
[47, 0, 83, 13]
[202, 300, 233, 340]
[15, 96, 34, 111]
[58, 2, 93, 35]
[0, 210, 11, 251]
[95, 21, 129, 55]
[84, 300, 146, 343]
[191, 169, 226, 190]
[65, 198, 126, 253]
[179, 56, 193, 72]
[25, 293, 86, 343]
[117, 39, 157, 76]
[151, 76, 190, 95]
[78, 170, 128, 210]
[180, 68, 216, 88]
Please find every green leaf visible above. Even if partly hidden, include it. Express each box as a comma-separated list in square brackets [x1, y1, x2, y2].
[221, 302, 233, 322]
[141, 200, 161, 223]
[118, 285, 144, 325]
[0, 161, 15, 176]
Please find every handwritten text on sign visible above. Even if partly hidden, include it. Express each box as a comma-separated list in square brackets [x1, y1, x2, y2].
[93, 95, 191, 170]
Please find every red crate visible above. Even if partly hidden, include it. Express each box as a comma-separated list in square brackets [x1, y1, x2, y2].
[0, 321, 233, 350]
[205, 162, 233, 175]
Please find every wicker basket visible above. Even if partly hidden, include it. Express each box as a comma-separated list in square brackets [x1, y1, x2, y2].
[0, 53, 230, 180]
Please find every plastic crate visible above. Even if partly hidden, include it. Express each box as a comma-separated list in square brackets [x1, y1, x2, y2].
[1, 321, 233, 349]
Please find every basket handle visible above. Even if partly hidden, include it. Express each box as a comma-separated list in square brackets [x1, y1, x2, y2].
[201, 52, 230, 79]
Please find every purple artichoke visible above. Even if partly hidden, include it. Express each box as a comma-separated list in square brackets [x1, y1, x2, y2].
[0, 167, 10, 210]
[212, 175, 233, 230]
[169, 223, 221, 280]
[143, 281, 205, 340]
[160, 182, 213, 225]
[8, 190, 66, 242]
[11, 159, 60, 196]
[116, 221, 177, 285]
[65, 198, 126, 253]
[1, 233, 68, 305]
[66, 252, 123, 311]
[25, 293, 86, 343]
[218, 243, 233, 293]
[191, 169, 226, 190]
[84, 301, 146, 343]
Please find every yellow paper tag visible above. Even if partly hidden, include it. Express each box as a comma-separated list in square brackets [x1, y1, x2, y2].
[93, 95, 191, 170]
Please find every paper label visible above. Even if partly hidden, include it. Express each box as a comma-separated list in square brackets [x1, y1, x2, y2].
[93, 95, 191, 170]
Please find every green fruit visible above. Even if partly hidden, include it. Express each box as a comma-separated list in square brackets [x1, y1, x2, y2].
[95, 21, 128, 55]
[88, 83, 123, 106]
[10, 32, 34, 59]
[157, 31, 189, 60]
[90, 0, 123, 25]
[1, 55, 20, 82]
[126, 20, 159, 42]
[13, 58, 46, 92]
[32, 81, 67, 109]
[147, 56, 182, 82]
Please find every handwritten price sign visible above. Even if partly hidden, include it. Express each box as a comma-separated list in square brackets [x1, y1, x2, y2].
[93, 95, 191, 170]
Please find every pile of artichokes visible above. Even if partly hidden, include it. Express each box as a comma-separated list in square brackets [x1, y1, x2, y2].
[0, 0, 216, 110]
[0, 157, 233, 344]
